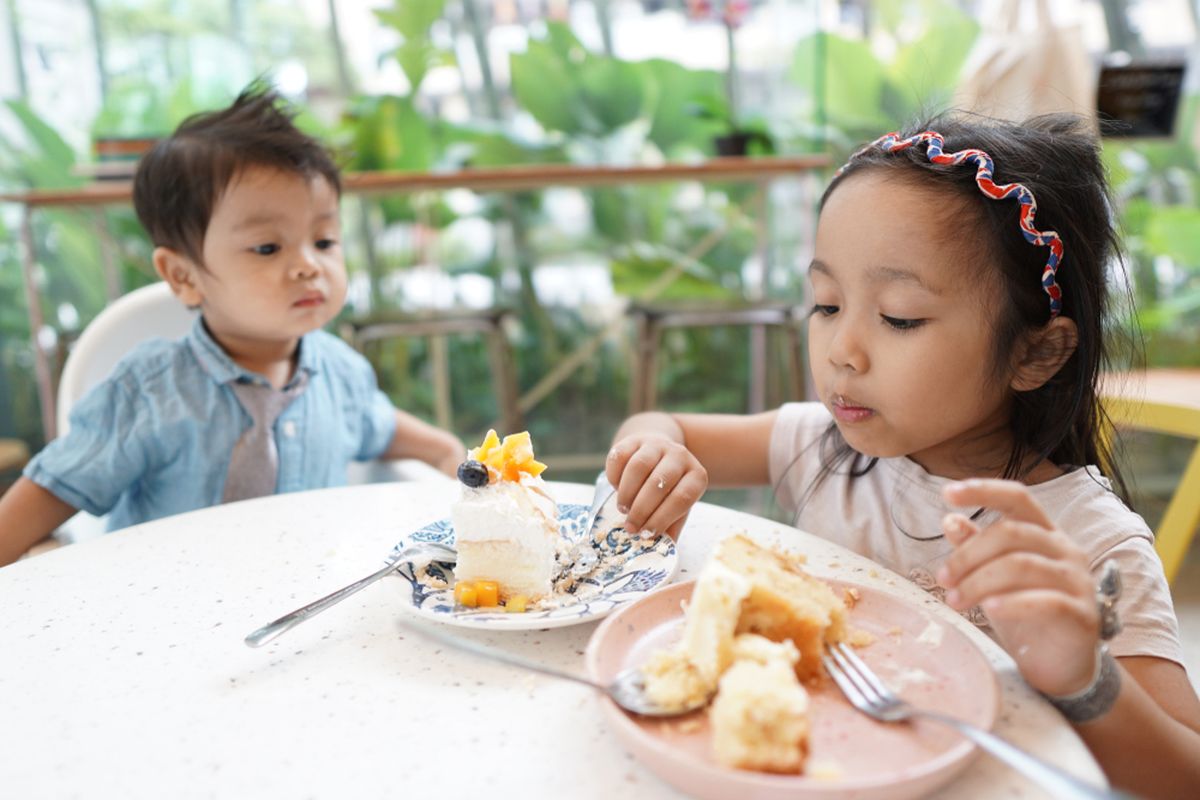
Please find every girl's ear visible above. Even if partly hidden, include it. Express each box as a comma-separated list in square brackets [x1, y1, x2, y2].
[153, 247, 203, 308]
[1010, 316, 1079, 392]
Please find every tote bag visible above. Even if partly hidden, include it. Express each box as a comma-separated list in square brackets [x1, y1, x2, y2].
[955, 0, 1097, 123]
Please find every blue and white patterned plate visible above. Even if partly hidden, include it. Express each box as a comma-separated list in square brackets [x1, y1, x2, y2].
[387, 503, 678, 630]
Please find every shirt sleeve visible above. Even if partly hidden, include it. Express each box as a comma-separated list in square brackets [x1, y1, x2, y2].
[23, 378, 151, 517]
[1094, 536, 1185, 666]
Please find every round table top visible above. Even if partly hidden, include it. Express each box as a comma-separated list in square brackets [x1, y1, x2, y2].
[0, 480, 1104, 799]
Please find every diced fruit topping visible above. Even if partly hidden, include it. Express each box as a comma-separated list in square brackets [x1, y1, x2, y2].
[467, 429, 547, 482]
[456, 459, 489, 488]
[475, 581, 500, 607]
[454, 582, 478, 608]
[505, 595, 528, 613]
[454, 580, 506, 609]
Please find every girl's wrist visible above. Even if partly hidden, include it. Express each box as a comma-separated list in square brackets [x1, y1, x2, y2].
[1041, 645, 1121, 723]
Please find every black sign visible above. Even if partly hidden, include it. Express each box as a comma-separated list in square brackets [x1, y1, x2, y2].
[1097, 62, 1187, 138]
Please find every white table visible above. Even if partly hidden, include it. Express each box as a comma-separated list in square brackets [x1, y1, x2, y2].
[0, 481, 1105, 799]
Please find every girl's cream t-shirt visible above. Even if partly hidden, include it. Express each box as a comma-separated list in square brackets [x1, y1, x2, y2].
[768, 401, 1183, 665]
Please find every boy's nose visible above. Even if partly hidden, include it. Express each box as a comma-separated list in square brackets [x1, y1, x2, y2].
[290, 249, 320, 280]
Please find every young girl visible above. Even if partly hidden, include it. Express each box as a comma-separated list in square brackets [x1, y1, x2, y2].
[606, 114, 1200, 799]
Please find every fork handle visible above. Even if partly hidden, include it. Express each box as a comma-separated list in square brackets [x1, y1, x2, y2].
[244, 559, 401, 648]
[921, 710, 1137, 799]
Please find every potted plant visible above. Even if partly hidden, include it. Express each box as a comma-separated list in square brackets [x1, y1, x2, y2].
[686, 0, 774, 157]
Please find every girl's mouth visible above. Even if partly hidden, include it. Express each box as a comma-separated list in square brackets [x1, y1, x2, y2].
[832, 394, 875, 423]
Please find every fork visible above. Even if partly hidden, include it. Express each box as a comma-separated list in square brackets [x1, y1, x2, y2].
[822, 642, 1138, 799]
[244, 541, 457, 648]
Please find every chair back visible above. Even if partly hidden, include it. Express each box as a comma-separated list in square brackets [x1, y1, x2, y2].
[57, 282, 197, 437]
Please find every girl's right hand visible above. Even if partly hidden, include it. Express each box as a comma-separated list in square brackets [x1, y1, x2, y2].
[605, 433, 708, 540]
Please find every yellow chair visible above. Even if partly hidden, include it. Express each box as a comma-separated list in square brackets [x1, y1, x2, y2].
[1103, 369, 1200, 585]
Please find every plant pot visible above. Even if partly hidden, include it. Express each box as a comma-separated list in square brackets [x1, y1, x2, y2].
[714, 131, 753, 157]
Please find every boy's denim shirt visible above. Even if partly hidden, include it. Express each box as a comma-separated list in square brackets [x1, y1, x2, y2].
[25, 318, 397, 531]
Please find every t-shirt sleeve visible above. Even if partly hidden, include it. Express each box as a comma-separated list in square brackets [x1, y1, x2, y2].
[345, 350, 398, 462]
[768, 402, 835, 516]
[23, 378, 150, 516]
[1094, 536, 1185, 666]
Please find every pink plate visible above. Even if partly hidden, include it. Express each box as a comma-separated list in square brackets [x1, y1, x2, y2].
[585, 579, 998, 800]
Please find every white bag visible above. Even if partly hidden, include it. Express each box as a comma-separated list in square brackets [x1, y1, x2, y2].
[955, 0, 1097, 122]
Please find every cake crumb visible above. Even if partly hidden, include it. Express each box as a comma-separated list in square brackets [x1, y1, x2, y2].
[887, 625, 903, 639]
[842, 587, 861, 608]
[806, 759, 844, 781]
[868, 568, 879, 578]
[847, 629, 875, 647]
[675, 717, 703, 734]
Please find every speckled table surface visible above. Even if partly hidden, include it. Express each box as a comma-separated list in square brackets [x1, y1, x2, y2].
[0, 481, 1104, 799]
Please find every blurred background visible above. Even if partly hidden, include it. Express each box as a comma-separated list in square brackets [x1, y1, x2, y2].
[0, 0, 1197, 524]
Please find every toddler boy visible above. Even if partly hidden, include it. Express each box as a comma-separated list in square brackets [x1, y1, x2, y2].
[0, 85, 464, 565]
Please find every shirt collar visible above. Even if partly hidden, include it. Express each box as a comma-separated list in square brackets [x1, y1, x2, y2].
[186, 316, 320, 388]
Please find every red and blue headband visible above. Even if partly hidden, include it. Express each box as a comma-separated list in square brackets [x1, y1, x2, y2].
[841, 130, 1064, 318]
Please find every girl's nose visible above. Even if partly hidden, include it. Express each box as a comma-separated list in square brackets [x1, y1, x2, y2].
[826, 321, 868, 373]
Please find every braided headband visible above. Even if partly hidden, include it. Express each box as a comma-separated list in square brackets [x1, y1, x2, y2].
[840, 131, 1064, 317]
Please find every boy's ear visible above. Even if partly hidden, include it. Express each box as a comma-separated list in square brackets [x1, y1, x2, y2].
[153, 247, 203, 307]
[1010, 316, 1079, 392]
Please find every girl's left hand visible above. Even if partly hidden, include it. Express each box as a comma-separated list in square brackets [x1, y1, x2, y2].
[938, 479, 1101, 698]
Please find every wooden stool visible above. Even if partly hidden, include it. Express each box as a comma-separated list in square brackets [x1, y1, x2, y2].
[1102, 369, 1200, 585]
[628, 301, 806, 414]
[342, 308, 522, 435]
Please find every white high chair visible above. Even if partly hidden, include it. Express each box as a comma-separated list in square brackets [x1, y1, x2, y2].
[53, 282, 198, 542]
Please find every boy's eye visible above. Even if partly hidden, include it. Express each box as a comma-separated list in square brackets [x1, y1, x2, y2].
[810, 304, 839, 317]
[315, 238, 338, 250]
[882, 315, 926, 331]
[252, 244, 280, 256]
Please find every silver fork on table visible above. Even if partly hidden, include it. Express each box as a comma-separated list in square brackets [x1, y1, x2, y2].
[822, 642, 1138, 800]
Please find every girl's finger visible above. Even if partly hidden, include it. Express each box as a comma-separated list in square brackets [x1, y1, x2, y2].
[945, 551, 1094, 611]
[637, 470, 705, 536]
[605, 438, 643, 492]
[614, 446, 662, 517]
[939, 519, 1079, 588]
[942, 512, 979, 546]
[625, 460, 687, 533]
[942, 479, 1054, 529]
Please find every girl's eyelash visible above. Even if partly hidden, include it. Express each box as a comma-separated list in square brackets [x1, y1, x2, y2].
[252, 244, 279, 256]
[882, 315, 926, 331]
[316, 238, 338, 249]
[810, 304, 838, 317]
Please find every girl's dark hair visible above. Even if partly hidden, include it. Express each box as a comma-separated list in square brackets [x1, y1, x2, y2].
[133, 81, 341, 267]
[801, 112, 1134, 504]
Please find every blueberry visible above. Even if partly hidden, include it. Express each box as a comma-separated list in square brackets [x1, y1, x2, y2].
[457, 460, 489, 488]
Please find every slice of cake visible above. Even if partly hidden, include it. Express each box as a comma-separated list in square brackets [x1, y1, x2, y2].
[642, 559, 751, 711]
[450, 430, 560, 602]
[711, 634, 810, 774]
[717, 534, 847, 683]
[643, 535, 845, 715]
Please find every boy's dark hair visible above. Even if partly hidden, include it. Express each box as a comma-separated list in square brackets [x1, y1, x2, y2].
[133, 82, 341, 267]
[799, 112, 1133, 509]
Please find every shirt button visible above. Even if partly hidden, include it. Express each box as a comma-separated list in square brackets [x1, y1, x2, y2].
[282, 421, 297, 438]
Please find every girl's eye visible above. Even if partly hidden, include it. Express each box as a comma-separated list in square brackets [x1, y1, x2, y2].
[810, 304, 839, 317]
[252, 244, 280, 256]
[315, 238, 338, 250]
[882, 315, 926, 331]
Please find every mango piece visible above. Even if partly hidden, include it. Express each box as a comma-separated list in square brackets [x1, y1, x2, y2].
[475, 581, 500, 607]
[506, 595, 528, 613]
[454, 582, 478, 608]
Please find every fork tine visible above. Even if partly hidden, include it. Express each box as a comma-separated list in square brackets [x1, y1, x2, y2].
[822, 649, 872, 709]
[827, 642, 883, 704]
[832, 641, 892, 699]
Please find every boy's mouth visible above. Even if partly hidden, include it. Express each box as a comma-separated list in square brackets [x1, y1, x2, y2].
[831, 393, 875, 423]
[293, 291, 325, 308]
